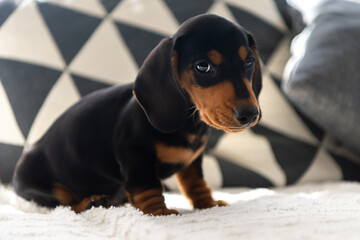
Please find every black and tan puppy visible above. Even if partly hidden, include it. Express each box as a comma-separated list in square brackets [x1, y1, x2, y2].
[12, 14, 262, 216]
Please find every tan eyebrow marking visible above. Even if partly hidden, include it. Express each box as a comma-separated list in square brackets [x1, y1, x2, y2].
[207, 50, 223, 65]
[239, 46, 248, 61]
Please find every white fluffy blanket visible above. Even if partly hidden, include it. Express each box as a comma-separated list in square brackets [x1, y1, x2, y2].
[1, 182, 360, 240]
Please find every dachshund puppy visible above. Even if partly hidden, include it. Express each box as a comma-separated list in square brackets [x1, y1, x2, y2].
[12, 14, 262, 216]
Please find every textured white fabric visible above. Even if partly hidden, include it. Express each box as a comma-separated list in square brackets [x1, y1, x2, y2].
[1, 182, 360, 240]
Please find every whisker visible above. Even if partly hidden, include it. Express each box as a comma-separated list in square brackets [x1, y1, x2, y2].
[188, 105, 197, 110]
[192, 109, 199, 125]
[188, 108, 198, 119]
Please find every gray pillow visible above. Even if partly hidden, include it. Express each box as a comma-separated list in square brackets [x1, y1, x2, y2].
[283, 0, 360, 154]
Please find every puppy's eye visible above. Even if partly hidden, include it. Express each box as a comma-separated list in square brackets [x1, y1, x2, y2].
[196, 62, 212, 73]
[244, 58, 255, 68]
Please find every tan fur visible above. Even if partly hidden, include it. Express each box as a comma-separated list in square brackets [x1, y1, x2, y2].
[70, 195, 103, 213]
[180, 70, 254, 132]
[127, 188, 178, 215]
[53, 183, 75, 205]
[207, 50, 223, 65]
[176, 165, 228, 209]
[239, 46, 248, 60]
[156, 143, 205, 165]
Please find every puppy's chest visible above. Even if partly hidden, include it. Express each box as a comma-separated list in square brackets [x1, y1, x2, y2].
[155, 133, 208, 166]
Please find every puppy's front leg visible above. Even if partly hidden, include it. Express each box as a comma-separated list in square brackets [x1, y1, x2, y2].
[119, 149, 178, 216]
[176, 156, 228, 209]
[126, 186, 178, 216]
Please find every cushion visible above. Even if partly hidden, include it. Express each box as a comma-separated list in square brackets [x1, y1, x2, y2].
[1, 0, 359, 188]
[283, 0, 360, 156]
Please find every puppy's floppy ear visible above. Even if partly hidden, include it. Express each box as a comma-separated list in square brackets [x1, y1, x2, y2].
[247, 32, 262, 99]
[134, 37, 188, 133]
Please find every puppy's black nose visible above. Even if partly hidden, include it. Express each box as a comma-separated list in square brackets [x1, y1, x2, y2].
[235, 106, 259, 126]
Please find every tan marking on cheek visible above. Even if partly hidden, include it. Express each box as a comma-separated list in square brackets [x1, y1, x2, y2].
[180, 70, 240, 130]
[207, 50, 223, 65]
[156, 143, 205, 165]
[181, 70, 236, 110]
[180, 70, 259, 131]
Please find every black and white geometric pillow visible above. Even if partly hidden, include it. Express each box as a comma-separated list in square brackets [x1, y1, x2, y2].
[0, 0, 359, 187]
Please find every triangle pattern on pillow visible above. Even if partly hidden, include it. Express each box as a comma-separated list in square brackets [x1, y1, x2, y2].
[0, 142, 23, 183]
[112, 0, 179, 36]
[114, 22, 166, 67]
[69, 19, 138, 85]
[100, 0, 122, 13]
[0, 0, 23, 28]
[227, 4, 284, 63]
[0, 59, 61, 138]
[207, 1, 237, 24]
[72, 74, 112, 97]
[45, 0, 107, 17]
[0, 80, 25, 145]
[217, 156, 274, 188]
[252, 125, 317, 185]
[0, 1, 65, 69]
[26, 72, 81, 145]
[37, 2, 102, 65]
[163, 0, 214, 24]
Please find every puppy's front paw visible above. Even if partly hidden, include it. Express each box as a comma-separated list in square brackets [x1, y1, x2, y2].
[128, 188, 178, 216]
[194, 199, 229, 209]
[148, 208, 179, 216]
[213, 200, 229, 207]
[87, 195, 110, 209]
[71, 195, 110, 213]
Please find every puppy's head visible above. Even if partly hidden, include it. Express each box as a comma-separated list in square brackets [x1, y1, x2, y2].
[134, 14, 262, 133]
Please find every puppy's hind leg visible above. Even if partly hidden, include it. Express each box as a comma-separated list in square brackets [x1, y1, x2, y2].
[14, 149, 111, 213]
[12, 149, 60, 208]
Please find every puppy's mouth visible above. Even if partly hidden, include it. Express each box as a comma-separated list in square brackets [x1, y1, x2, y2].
[200, 110, 254, 133]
